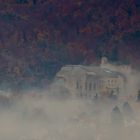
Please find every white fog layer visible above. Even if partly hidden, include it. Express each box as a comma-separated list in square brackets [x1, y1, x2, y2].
[0, 93, 140, 140]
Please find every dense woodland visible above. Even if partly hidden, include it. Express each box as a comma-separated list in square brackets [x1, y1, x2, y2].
[0, 0, 140, 89]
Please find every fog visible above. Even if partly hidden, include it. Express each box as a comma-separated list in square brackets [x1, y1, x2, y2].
[126, 70, 140, 98]
[0, 87, 140, 140]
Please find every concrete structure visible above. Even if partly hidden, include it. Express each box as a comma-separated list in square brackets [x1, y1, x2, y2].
[55, 63, 126, 99]
[101, 57, 131, 74]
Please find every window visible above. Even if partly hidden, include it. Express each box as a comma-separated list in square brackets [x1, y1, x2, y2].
[93, 83, 96, 90]
[85, 82, 87, 90]
[89, 83, 92, 91]
[76, 81, 79, 89]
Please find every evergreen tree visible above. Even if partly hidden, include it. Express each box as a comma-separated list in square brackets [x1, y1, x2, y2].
[123, 102, 134, 121]
[32, 0, 37, 5]
[16, 0, 28, 4]
[109, 46, 119, 62]
[111, 106, 124, 125]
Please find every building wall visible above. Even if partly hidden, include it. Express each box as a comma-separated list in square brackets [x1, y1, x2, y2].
[81, 75, 100, 98]
[100, 57, 131, 74]
[74, 75, 124, 99]
[55, 65, 126, 99]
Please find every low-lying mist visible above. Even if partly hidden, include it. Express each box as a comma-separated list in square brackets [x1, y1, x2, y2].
[0, 87, 140, 140]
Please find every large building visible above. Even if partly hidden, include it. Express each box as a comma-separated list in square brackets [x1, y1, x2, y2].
[55, 59, 126, 99]
[100, 57, 131, 74]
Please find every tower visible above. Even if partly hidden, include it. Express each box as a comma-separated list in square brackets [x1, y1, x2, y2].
[101, 57, 108, 66]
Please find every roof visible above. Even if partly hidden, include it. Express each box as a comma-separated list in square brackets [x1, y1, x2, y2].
[56, 65, 126, 80]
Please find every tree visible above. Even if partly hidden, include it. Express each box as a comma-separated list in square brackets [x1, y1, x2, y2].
[123, 102, 134, 121]
[16, 0, 37, 4]
[111, 106, 124, 125]
[109, 46, 119, 62]
[32, 0, 37, 5]
[110, 106, 124, 140]
[16, 0, 28, 4]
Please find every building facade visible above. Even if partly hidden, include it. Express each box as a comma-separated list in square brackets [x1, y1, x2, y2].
[55, 63, 126, 99]
[100, 57, 131, 74]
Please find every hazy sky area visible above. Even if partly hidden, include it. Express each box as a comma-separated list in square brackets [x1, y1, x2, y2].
[0, 0, 140, 90]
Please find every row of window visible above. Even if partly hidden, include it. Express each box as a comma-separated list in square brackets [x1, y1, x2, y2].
[101, 79, 117, 84]
[76, 79, 118, 91]
[107, 79, 117, 84]
[76, 82, 97, 91]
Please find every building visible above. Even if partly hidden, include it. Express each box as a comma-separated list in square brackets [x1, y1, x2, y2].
[55, 62, 126, 99]
[100, 57, 131, 74]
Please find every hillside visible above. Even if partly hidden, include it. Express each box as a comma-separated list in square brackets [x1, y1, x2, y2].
[0, 0, 140, 89]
